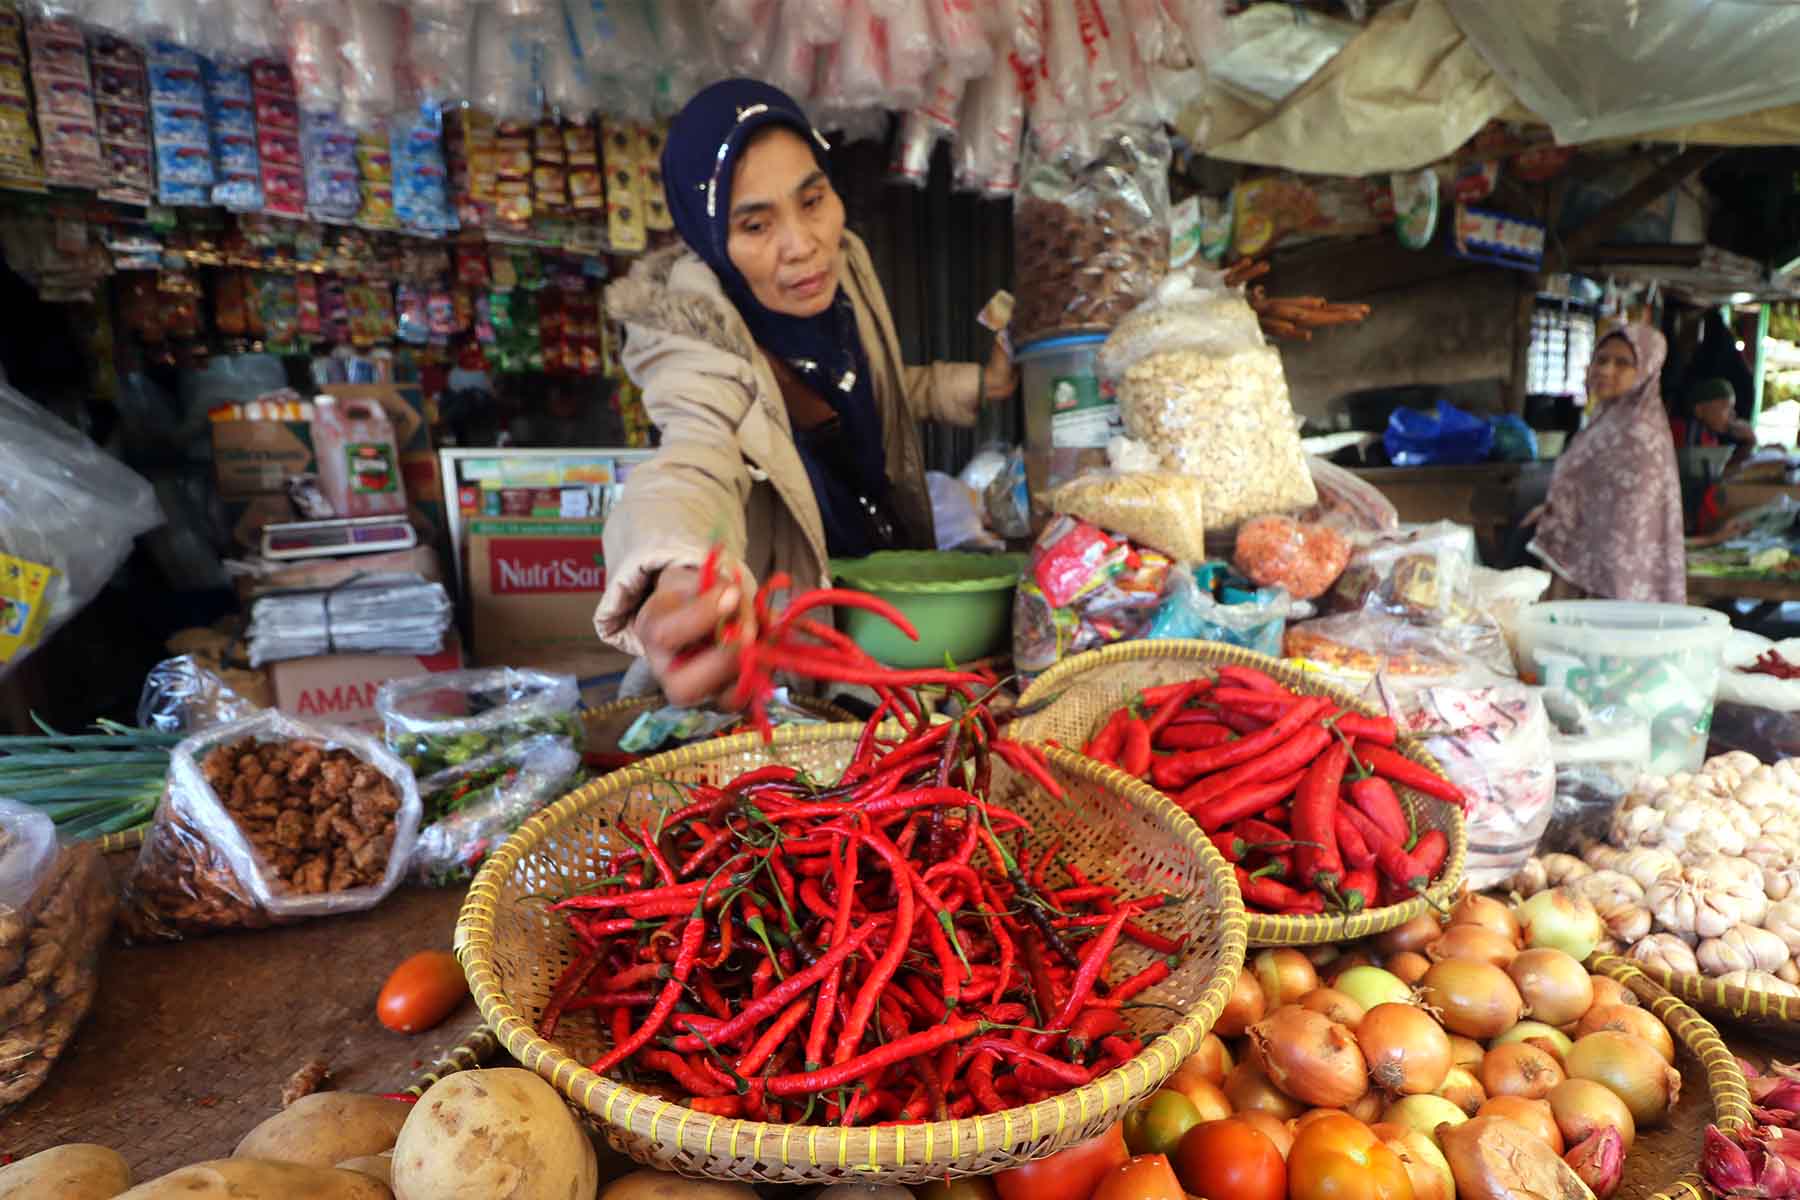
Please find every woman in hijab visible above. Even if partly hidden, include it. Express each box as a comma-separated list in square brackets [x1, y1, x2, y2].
[592, 79, 1013, 702]
[1527, 324, 1686, 603]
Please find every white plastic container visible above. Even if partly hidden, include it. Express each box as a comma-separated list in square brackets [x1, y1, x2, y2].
[311, 393, 406, 519]
[1018, 332, 1117, 504]
[1516, 601, 1730, 774]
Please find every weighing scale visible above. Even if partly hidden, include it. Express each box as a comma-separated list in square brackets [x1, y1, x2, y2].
[260, 516, 418, 561]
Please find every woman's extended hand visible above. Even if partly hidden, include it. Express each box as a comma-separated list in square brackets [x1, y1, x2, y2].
[1523, 504, 1546, 528]
[983, 338, 1016, 404]
[633, 562, 757, 708]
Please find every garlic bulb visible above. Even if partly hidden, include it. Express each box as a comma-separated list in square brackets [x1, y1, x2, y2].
[1684, 826, 1750, 860]
[1599, 901, 1652, 945]
[1613, 806, 1665, 847]
[1698, 935, 1754, 976]
[1696, 855, 1765, 896]
[1617, 848, 1681, 890]
[1570, 870, 1645, 911]
[1715, 750, 1762, 777]
[1660, 804, 1707, 842]
[1776, 758, 1800, 793]
[1726, 924, 1789, 974]
[1738, 778, 1789, 812]
[1542, 853, 1592, 887]
[1646, 875, 1745, 940]
[1765, 898, 1800, 956]
[1781, 959, 1800, 985]
[1629, 932, 1701, 975]
[1511, 858, 1548, 899]
[1716, 969, 1800, 998]
[1767, 867, 1799, 903]
[1745, 837, 1795, 870]
[1583, 843, 1624, 871]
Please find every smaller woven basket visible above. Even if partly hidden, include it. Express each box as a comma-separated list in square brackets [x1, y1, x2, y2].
[1587, 954, 1753, 1200]
[1616, 958, 1800, 1046]
[1013, 640, 1467, 947]
[457, 723, 1247, 1186]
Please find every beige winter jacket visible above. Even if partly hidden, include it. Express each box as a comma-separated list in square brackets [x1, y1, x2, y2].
[593, 231, 983, 657]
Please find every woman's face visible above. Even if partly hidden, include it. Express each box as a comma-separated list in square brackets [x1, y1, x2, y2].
[1590, 336, 1639, 402]
[726, 127, 845, 318]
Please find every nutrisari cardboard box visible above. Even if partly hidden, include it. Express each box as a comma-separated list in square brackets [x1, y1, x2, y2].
[465, 517, 630, 678]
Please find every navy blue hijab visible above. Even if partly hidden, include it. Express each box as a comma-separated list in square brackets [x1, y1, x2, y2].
[661, 78, 892, 558]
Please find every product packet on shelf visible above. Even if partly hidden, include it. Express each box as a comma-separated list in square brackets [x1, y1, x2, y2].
[301, 106, 359, 222]
[251, 58, 302, 217]
[601, 116, 644, 252]
[353, 125, 397, 229]
[1012, 513, 1176, 680]
[202, 56, 261, 211]
[28, 15, 101, 189]
[391, 109, 456, 235]
[0, 3, 44, 192]
[90, 33, 149, 205]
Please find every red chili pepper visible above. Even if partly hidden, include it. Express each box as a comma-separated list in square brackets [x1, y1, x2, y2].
[1235, 866, 1326, 914]
[1217, 709, 1270, 735]
[1144, 683, 1197, 739]
[1334, 807, 1374, 870]
[1293, 742, 1348, 895]
[1119, 717, 1153, 778]
[765, 1019, 983, 1096]
[733, 997, 812, 1076]
[1156, 696, 1330, 789]
[1349, 776, 1411, 846]
[1338, 866, 1378, 914]
[1330, 711, 1397, 747]
[830, 830, 917, 1065]
[588, 912, 704, 1075]
[1139, 679, 1204, 707]
[696, 542, 722, 593]
[1042, 903, 1138, 1039]
[1354, 741, 1467, 809]
[1343, 805, 1440, 895]
[1179, 722, 1331, 815]
[1186, 768, 1308, 832]
[1411, 829, 1449, 878]
[1216, 665, 1288, 695]
[1158, 722, 1233, 751]
[1089, 959, 1172, 1008]
[993, 738, 1065, 801]
[1083, 707, 1132, 764]
[976, 1038, 1092, 1086]
[671, 919, 879, 1052]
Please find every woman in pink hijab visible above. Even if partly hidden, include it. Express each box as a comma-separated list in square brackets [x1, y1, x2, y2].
[1528, 323, 1686, 603]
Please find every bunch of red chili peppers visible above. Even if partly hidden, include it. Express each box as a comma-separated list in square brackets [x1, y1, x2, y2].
[1081, 664, 1461, 918]
[1747, 649, 1800, 680]
[536, 655, 1179, 1127]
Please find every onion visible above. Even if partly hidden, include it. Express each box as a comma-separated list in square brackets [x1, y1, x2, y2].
[1300, 987, 1366, 1028]
[1565, 1031, 1681, 1127]
[1335, 965, 1415, 1013]
[1358, 1002, 1452, 1096]
[1236, 1109, 1294, 1158]
[1253, 948, 1319, 1008]
[1507, 948, 1594, 1027]
[1491, 1021, 1574, 1064]
[1371, 1122, 1456, 1200]
[1377, 912, 1445, 956]
[1427, 924, 1521, 969]
[1441, 1115, 1591, 1200]
[1566, 1127, 1625, 1200]
[1420, 960, 1524, 1039]
[1547, 1077, 1636, 1152]
[1516, 890, 1605, 960]
[1479, 1042, 1566, 1100]
[1586, 976, 1638, 1013]
[1449, 893, 1523, 945]
[1348, 1088, 1385, 1124]
[1224, 1060, 1305, 1119]
[1448, 1035, 1485, 1071]
[1576, 1003, 1676, 1065]
[1387, 951, 1431, 985]
[1217, 969, 1266, 1037]
[1307, 944, 1341, 969]
[1511, 858, 1550, 899]
[1435, 1066, 1486, 1116]
[1324, 951, 1376, 981]
[1183, 1033, 1234, 1085]
[1248, 1007, 1369, 1108]
[1478, 1095, 1564, 1153]
[1383, 1094, 1468, 1147]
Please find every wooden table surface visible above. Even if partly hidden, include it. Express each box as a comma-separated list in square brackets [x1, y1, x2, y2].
[1687, 570, 1800, 604]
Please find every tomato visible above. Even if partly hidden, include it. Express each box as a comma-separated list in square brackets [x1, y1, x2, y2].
[1088, 1154, 1186, 1200]
[1173, 1118, 1286, 1200]
[993, 1123, 1129, 1200]
[376, 950, 468, 1034]
[1162, 1067, 1233, 1123]
[1287, 1113, 1415, 1200]
[915, 1180, 998, 1200]
[1123, 1089, 1203, 1157]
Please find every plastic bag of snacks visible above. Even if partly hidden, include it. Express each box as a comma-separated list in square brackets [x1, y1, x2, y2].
[120, 712, 422, 940]
[1143, 567, 1289, 657]
[1232, 515, 1351, 601]
[1099, 272, 1315, 530]
[1303, 455, 1398, 532]
[408, 735, 580, 885]
[0, 800, 112, 1111]
[1043, 469, 1208, 564]
[1013, 515, 1176, 679]
[1327, 521, 1479, 622]
[376, 667, 581, 778]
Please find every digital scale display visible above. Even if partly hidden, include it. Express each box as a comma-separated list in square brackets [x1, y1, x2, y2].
[262, 517, 418, 560]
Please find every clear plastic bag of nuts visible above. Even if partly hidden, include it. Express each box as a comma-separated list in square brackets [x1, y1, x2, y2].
[0, 799, 114, 1112]
[120, 711, 421, 941]
[1011, 125, 1172, 346]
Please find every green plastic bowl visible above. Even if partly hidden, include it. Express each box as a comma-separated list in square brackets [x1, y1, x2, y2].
[828, 550, 1026, 668]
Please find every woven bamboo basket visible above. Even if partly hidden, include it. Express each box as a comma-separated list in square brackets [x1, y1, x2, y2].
[1014, 640, 1466, 947]
[456, 723, 1247, 1186]
[1587, 954, 1753, 1200]
[1614, 958, 1800, 1046]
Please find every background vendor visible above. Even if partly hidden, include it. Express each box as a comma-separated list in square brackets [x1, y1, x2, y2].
[1673, 376, 1757, 465]
[590, 79, 1013, 706]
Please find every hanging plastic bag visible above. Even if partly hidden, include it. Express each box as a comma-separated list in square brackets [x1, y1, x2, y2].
[0, 802, 112, 1113]
[823, 0, 887, 110]
[0, 384, 162, 680]
[713, 0, 772, 42]
[1079, 0, 1129, 128]
[978, 49, 1026, 197]
[338, 0, 401, 130]
[278, 0, 347, 110]
[929, 0, 993, 81]
[544, 1, 592, 119]
[724, 3, 780, 76]
[882, 0, 934, 109]
[1384, 400, 1495, 467]
[767, 2, 818, 102]
[1161, 0, 1226, 68]
[790, 0, 847, 44]
[405, 2, 475, 106]
[470, 1, 547, 120]
[1000, 0, 1042, 65]
[120, 711, 423, 941]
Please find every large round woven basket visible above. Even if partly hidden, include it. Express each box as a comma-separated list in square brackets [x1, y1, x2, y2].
[1014, 640, 1467, 946]
[456, 723, 1247, 1185]
[1617, 958, 1800, 1047]
[1587, 954, 1752, 1200]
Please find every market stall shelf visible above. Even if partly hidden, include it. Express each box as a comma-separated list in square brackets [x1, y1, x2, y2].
[456, 724, 1247, 1186]
[1013, 640, 1468, 946]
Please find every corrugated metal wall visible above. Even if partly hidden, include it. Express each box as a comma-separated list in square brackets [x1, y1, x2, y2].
[830, 136, 1017, 475]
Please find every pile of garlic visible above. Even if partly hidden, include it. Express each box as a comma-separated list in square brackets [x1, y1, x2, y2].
[1511, 750, 1800, 996]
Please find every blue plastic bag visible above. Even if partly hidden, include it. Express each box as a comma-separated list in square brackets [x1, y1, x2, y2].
[1384, 401, 1495, 466]
[1144, 567, 1290, 657]
[1489, 414, 1539, 463]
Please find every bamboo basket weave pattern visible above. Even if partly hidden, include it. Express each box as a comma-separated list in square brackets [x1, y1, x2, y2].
[456, 723, 1246, 1185]
[1619, 958, 1800, 1045]
[1588, 954, 1752, 1200]
[1014, 640, 1467, 947]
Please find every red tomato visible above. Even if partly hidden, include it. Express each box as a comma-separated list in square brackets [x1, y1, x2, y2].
[1287, 1114, 1415, 1200]
[376, 950, 468, 1034]
[1174, 1118, 1286, 1200]
[993, 1124, 1129, 1200]
[1088, 1154, 1186, 1200]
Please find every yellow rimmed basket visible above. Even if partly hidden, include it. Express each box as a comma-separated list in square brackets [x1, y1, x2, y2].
[1587, 954, 1753, 1200]
[1614, 957, 1800, 1046]
[455, 723, 1247, 1186]
[1013, 640, 1467, 947]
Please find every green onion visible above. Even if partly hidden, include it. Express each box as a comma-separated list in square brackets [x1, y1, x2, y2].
[0, 716, 173, 841]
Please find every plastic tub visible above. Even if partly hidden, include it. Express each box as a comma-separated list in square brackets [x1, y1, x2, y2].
[829, 551, 1026, 668]
[1018, 333, 1117, 504]
[1516, 601, 1730, 774]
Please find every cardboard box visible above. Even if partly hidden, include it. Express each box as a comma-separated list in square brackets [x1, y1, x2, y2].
[211, 414, 315, 500]
[466, 517, 630, 679]
[270, 641, 465, 730]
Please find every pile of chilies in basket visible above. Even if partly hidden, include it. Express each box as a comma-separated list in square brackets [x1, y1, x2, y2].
[1081, 665, 1463, 919]
[534, 582, 1183, 1126]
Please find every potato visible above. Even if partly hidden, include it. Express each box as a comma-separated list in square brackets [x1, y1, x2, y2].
[336, 1155, 394, 1187]
[113, 1159, 392, 1199]
[599, 1171, 758, 1199]
[0, 1143, 132, 1199]
[391, 1068, 597, 1200]
[234, 1093, 412, 1168]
